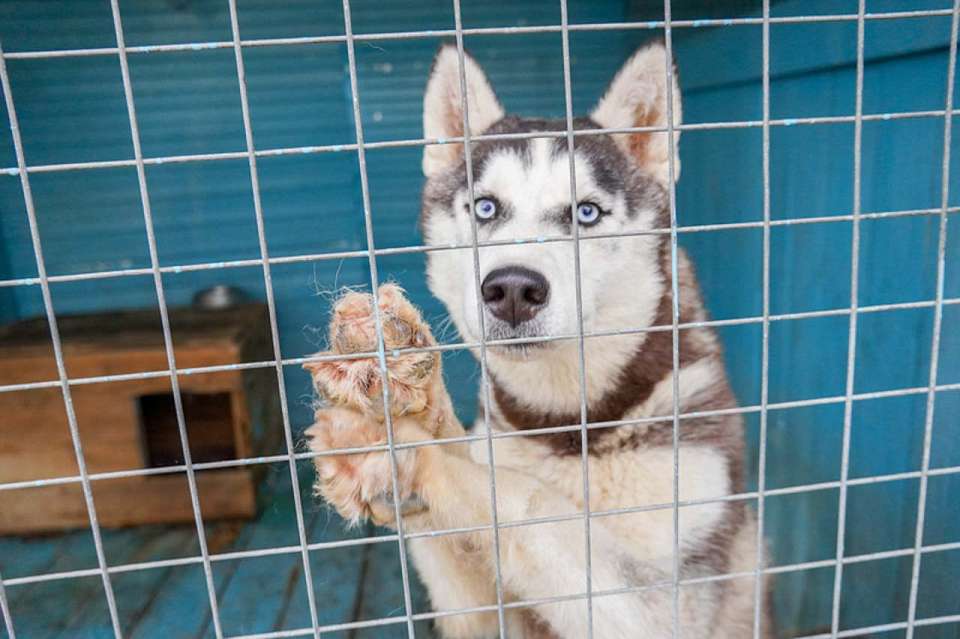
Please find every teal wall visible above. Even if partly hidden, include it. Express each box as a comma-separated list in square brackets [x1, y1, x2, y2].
[677, 4, 960, 634]
[0, 0, 958, 636]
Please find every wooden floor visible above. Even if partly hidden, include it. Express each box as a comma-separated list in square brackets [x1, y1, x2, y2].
[0, 464, 434, 639]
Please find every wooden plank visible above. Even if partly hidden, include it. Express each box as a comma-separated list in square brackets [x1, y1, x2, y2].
[0, 370, 246, 480]
[9, 575, 114, 639]
[124, 523, 249, 639]
[235, 515, 369, 638]
[0, 346, 245, 387]
[123, 465, 318, 638]
[213, 512, 322, 637]
[202, 464, 363, 638]
[0, 304, 268, 354]
[0, 470, 256, 534]
[350, 525, 434, 639]
[1, 534, 106, 639]
[6, 529, 142, 639]
[45, 527, 199, 639]
[0, 527, 96, 582]
[109, 526, 218, 639]
[271, 463, 373, 638]
[0, 388, 78, 482]
[0, 303, 279, 534]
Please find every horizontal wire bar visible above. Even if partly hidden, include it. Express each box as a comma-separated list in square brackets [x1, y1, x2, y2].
[905, 2, 960, 636]
[2, 376, 959, 486]
[0, 36, 125, 638]
[1, 203, 956, 291]
[232, 573, 960, 639]
[1, 376, 959, 489]
[795, 613, 960, 639]
[0, 293, 956, 396]
[5, 461, 960, 590]
[2, 10, 957, 634]
[5, 530, 960, 624]
[222, 611, 960, 639]
[2, 107, 959, 179]
[0, 8, 954, 62]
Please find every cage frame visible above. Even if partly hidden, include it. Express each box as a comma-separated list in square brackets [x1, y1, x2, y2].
[0, 1, 958, 638]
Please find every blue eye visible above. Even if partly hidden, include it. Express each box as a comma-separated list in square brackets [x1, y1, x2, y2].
[474, 197, 498, 220]
[576, 202, 602, 225]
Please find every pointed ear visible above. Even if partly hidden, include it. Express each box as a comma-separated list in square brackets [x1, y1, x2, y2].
[591, 42, 682, 186]
[422, 45, 505, 178]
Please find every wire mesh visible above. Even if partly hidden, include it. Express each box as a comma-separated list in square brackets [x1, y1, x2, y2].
[223, 0, 323, 635]
[449, 0, 510, 634]
[106, 1, 226, 634]
[753, 1, 772, 637]
[0, 1, 958, 638]
[0, 37, 124, 639]
[903, 2, 960, 637]
[829, 1, 867, 634]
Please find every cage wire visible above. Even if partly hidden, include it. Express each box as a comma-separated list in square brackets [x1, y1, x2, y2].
[0, 1, 959, 638]
[830, 2, 867, 638]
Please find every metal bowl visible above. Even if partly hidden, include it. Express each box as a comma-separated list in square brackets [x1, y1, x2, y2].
[192, 285, 248, 310]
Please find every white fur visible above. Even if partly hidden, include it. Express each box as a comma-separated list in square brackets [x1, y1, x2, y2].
[400, 42, 764, 638]
[423, 136, 665, 413]
[404, 433, 744, 639]
[472, 356, 733, 567]
[423, 45, 505, 178]
[591, 42, 683, 186]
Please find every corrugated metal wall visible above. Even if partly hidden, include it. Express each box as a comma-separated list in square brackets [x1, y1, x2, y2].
[678, 2, 960, 633]
[0, 0, 957, 636]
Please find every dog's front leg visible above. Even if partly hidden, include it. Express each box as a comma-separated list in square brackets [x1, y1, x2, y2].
[305, 285, 667, 638]
[415, 448, 672, 639]
[305, 285, 506, 638]
[304, 284, 468, 523]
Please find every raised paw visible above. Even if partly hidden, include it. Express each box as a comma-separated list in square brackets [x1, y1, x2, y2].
[305, 284, 440, 419]
[305, 406, 428, 528]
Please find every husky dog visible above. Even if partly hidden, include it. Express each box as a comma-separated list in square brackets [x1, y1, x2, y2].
[305, 41, 770, 639]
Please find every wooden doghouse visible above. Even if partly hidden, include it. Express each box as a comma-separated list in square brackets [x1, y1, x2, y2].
[0, 304, 282, 534]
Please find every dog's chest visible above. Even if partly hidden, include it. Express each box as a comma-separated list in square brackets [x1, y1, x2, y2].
[472, 428, 732, 561]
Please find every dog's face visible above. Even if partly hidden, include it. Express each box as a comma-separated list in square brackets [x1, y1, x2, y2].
[419, 43, 681, 360]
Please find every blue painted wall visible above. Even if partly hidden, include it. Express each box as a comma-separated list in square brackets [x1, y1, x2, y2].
[0, 0, 957, 636]
[674, 3, 960, 635]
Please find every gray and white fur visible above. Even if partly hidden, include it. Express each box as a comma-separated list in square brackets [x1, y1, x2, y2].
[410, 41, 772, 638]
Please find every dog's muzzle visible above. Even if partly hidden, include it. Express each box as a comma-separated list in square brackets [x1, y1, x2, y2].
[480, 265, 550, 328]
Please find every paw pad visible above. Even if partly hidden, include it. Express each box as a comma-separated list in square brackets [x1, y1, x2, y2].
[306, 284, 439, 416]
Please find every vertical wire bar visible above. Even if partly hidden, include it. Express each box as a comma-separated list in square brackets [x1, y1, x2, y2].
[223, 2, 323, 636]
[661, 1, 683, 637]
[339, 1, 417, 636]
[753, 1, 772, 637]
[904, 2, 960, 637]
[0, 41, 123, 639]
[557, 1, 595, 636]
[448, 3, 508, 636]
[0, 570, 15, 639]
[830, 1, 867, 636]
[106, 3, 225, 635]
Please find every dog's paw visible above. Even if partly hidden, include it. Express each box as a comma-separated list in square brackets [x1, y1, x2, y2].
[306, 406, 427, 528]
[305, 284, 439, 418]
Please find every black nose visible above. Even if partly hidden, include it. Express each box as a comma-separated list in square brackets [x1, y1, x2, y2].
[480, 266, 550, 327]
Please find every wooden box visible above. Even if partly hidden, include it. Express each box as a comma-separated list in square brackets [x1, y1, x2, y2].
[0, 304, 282, 534]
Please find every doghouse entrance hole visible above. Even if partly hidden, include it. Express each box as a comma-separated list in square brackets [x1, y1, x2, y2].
[138, 392, 236, 467]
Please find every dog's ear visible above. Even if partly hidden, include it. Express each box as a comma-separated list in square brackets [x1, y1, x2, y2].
[422, 44, 504, 178]
[591, 41, 682, 186]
